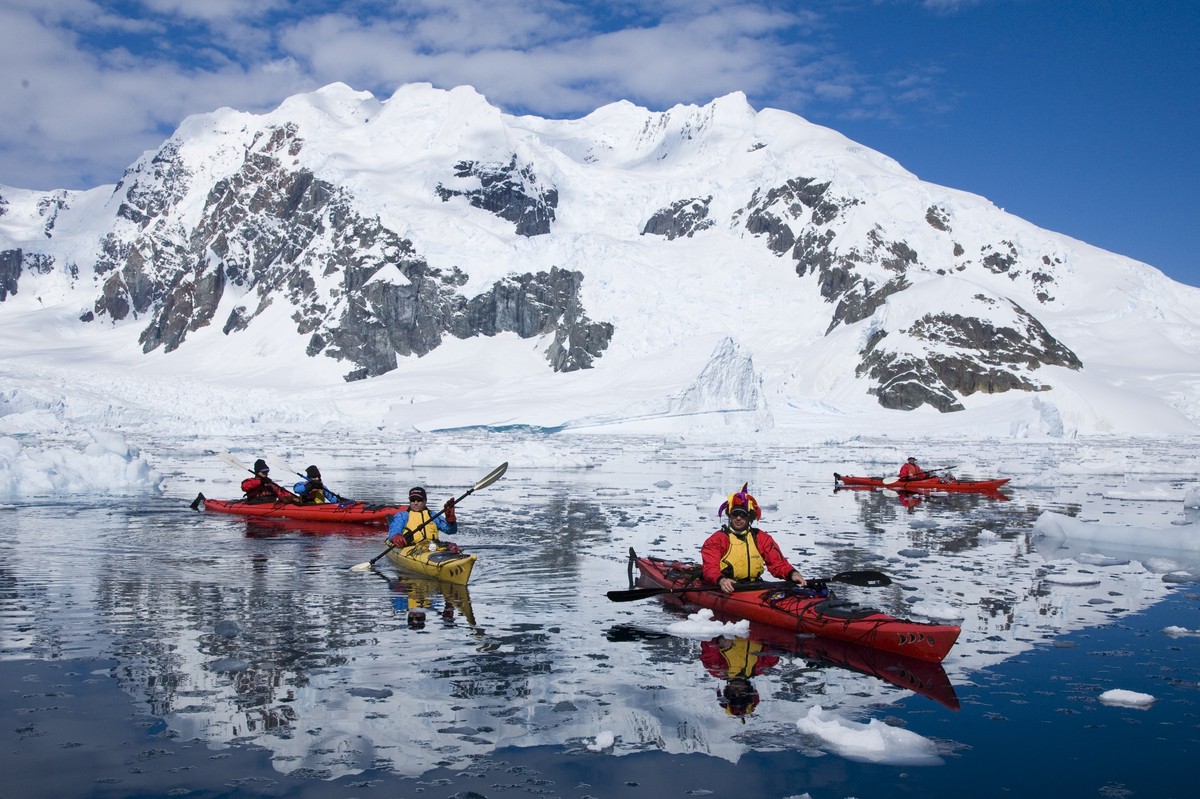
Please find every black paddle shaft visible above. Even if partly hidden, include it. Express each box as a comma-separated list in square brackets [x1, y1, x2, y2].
[606, 569, 892, 602]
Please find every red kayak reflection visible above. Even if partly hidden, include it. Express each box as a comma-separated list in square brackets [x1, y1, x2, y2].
[613, 597, 959, 714]
[242, 517, 386, 538]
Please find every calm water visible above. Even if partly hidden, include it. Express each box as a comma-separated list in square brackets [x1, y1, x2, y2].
[2, 432, 1199, 798]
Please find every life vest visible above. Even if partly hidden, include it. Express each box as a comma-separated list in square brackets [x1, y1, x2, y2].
[295, 480, 327, 504]
[715, 637, 764, 680]
[717, 527, 765, 581]
[241, 477, 279, 502]
[400, 508, 438, 546]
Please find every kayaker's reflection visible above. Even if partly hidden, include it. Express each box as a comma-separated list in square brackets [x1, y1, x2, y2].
[701, 635, 779, 721]
[381, 572, 477, 631]
[897, 491, 923, 512]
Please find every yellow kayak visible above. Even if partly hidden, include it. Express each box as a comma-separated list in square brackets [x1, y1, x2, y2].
[386, 541, 476, 585]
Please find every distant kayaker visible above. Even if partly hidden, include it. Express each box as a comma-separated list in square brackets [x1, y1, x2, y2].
[898, 457, 928, 481]
[701, 483, 806, 593]
[241, 459, 298, 503]
[387, 486, 458, 547]
[293, 465, 337, 504]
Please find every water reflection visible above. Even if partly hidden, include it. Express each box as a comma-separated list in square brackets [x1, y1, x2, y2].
[242, 518, 386, 538]
[368, 568, 480, 630]
[2, 433, 1198, 792]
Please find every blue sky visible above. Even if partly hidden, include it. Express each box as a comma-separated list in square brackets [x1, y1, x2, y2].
[1, 0, 1196, 287]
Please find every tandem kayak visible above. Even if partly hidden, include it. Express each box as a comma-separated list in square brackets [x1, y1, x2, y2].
[192, 493, 404, 525]
[627, 552, 960, 663]
[386, 541, 477, 585]
[833, 473, 1010, 492]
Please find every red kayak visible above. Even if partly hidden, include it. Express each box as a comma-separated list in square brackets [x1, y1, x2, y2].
[628, 554, 960, 663]
[192, 493, 404, 525]
[834, 473, 1009, 492]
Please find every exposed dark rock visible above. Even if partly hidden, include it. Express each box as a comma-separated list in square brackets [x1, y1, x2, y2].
[0, 249, 21, 301]
[925, 205, 951, 232]
[913, 306, 1082, 374]
[79, 121, 609, 380]
[436, 155, 558, 236]
[981, 241, 1018, 275]
[36, 192, 71, 237]
[746, 208, 794, 254]
[858, 348, 966, 412]
[856, 301, 1082, 412]
[828, 275, 911, 334]
[642, 197, 714, 239]
[740, 177, 857, 256]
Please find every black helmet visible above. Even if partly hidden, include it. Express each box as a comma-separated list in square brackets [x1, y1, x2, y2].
[253, 459, 269, 474]
[718, 678, 760, 718]
[305, 465, 321, 479]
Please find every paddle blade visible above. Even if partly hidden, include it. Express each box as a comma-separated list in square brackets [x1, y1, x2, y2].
[190, 493, 205, 511]
[349, 562, 374, 572]
[606, 587, 672, 602]
[219, 452, 250, 472]
[474, 462, 509, 491]
[830, 570, 892, 587]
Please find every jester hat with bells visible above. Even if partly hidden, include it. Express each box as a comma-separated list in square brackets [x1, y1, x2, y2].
[717, 483, 761, 521]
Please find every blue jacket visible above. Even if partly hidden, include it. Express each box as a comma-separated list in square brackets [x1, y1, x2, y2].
[293, 479, 338, 504]
[388, 510, 456, 544]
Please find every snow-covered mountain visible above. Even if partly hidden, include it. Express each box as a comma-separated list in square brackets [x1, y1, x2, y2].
[1, 82, 1198, 437]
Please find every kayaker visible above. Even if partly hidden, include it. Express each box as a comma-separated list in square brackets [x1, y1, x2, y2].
[701, 483, 806, 593]
[701, 636, 777, 719]
[293, 465, 337, 504]
[241, 459, 298, 503]
[898, 457, 928, 481]
[387, 486, 458, 547]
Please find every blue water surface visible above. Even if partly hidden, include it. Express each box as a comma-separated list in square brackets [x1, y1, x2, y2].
[1, 433, 1198, 798]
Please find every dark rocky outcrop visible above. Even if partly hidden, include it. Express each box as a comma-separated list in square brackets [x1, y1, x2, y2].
[642, 197, 714, 239]
[75, 124, 607, 380]
[436, 156, 558, 236]
[0, 249, 21, 301]
[857, 302, 1082, 411]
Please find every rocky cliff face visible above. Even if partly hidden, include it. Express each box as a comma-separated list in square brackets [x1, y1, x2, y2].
[19, 118, 608, 381]
[1, 83, 1179, 418]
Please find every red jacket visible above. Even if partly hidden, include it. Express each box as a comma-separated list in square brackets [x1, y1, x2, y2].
[241, 477, 293, 502]
[700, 638, 779, 679]
[899, 462, 927, 480]
[701, 526, 799, 584]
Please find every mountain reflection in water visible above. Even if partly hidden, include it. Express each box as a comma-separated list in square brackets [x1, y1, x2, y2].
[1, 433, 1198, 798]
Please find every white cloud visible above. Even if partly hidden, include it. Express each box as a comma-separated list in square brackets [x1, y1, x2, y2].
[0, 0, 946, 190]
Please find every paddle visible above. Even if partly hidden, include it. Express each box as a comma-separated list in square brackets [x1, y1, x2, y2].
[349, 461, 509, 572]
[217, 452, 301, 498]
[606, 569, 893, 603]
[273, 456, 352, 504]
[882, 464, 958, 486]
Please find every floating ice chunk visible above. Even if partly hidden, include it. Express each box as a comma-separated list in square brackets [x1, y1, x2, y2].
[1043, 572, 1102, 585]
[796, 706, 943, 765]
[1075, 553, 1130, 567]
[908, 601, 963, 622]
[1099, 689, 1154, 708]
[666, 608, 750, 638]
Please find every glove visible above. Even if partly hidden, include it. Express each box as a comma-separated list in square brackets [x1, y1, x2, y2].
[443, 498, 456, 523]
